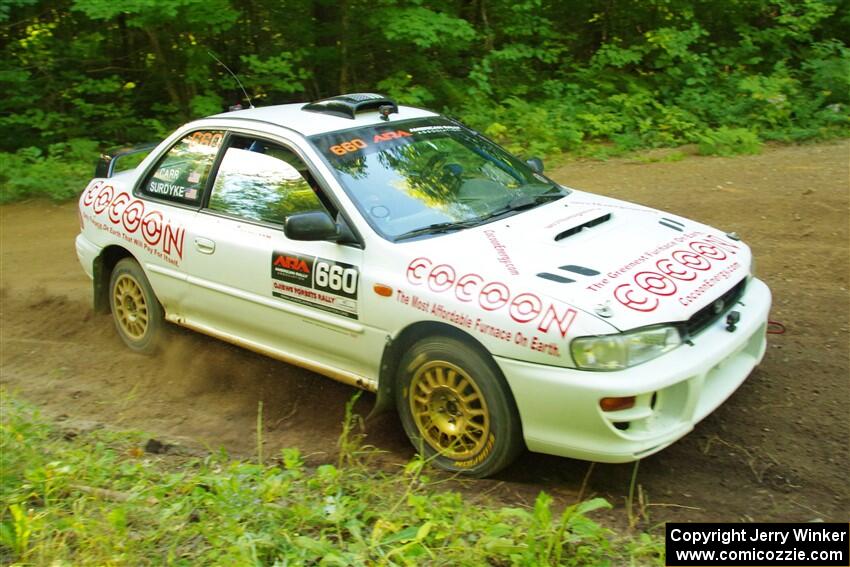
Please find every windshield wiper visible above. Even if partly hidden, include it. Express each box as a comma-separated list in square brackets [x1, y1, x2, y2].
[394, 192, 564, 242]
[474, 191, 564, 222]
[394, 220, 478, 241]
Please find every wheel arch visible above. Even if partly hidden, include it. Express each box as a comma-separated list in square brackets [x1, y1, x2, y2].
[92, 245, 135, 313]
[373, 321, 501, 415]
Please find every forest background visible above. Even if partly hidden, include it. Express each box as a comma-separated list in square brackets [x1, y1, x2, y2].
[1, 0, 848, 202]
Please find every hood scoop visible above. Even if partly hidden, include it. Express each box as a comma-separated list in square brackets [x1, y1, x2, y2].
[559, 265, 600, 276]
[536, 264, 601, 284]
[537, 272, 574, 283]
[554, 213, 611, 241]
[659, 217, 685, 232]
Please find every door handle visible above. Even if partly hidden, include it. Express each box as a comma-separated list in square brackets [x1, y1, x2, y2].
[194, 237, 216, 254]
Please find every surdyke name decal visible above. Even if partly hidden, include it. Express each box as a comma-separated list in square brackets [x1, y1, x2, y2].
[583, 233, 742, 312]
[82, 181, 185, 265]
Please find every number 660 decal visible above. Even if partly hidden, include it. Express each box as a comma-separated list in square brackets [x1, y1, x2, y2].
[314, 260, 359, 297]
[271, 251, 360, 301]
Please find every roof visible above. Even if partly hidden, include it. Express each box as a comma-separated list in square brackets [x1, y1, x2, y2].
[211, 102, 439, 137]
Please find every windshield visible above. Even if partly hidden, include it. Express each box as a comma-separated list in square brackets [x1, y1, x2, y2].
[309, 118, 568, 240]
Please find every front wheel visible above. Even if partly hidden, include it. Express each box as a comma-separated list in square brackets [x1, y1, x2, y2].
[109, 257, 163, 354]
[396, 336, 524, 477]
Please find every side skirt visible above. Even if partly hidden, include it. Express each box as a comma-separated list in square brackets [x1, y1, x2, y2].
[165, 313, 378, 393]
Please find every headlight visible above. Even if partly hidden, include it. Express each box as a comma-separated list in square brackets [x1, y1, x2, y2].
[570, 325, 682, 371]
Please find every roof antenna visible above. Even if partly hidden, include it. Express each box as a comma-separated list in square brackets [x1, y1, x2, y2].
[207, 50, 254, 109]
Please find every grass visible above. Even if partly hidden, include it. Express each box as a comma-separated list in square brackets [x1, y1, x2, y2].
[0, 392, 664, 565]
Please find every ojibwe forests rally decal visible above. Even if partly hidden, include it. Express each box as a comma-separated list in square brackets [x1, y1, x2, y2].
[271, 251, 359, 319]
[584, 231, 743, 312]
[403, 257, 576, 358]
[81, 181, 185, 266]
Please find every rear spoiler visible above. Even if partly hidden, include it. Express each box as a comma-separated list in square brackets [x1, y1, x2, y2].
[95, 143, 158, 178]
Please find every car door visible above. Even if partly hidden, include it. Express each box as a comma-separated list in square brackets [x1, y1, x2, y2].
[179, 132, 385, 384]
[131, 129, 226, 312]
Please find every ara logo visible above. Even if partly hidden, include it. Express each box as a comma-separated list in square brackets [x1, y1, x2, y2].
[373, 130, 411, 143]
[274, 255, 310, 273]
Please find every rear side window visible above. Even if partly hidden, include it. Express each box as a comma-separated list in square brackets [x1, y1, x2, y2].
[207, 136, 329, 225]
[140, 130, 224, 204]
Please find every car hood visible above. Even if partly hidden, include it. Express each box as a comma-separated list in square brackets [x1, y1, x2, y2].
[399, 189, 751, 332]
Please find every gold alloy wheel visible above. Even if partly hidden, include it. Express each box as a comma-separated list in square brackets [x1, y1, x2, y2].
[112, 274, 149, 340]
[409, 360, 490, 459]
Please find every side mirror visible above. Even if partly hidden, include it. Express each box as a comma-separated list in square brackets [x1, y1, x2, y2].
[526, 157, 544, 174]
[95, 143, 157, 178]
[284, 211, 340, 241]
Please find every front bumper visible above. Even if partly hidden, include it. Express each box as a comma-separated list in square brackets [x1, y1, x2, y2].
[495, 277, 772, 463]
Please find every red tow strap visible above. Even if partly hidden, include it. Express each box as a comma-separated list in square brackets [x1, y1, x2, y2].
[767, 320, 786, 335]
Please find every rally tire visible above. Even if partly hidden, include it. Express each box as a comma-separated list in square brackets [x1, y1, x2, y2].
[109, 258, 163, 354]
[396, 336, 524, 477]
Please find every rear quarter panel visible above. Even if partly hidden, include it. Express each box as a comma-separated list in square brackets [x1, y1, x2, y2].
[78, 173, 191, 312]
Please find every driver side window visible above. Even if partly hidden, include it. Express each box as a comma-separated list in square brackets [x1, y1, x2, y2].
[208, 137, 328, 225]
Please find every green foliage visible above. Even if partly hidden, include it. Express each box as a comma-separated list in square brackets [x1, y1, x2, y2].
[0, 394, 664, 565]
[379, 6, 477, 48]
[0, 0, 848, 202]
[803, 40, 850, 104]
[0, 140, 98, 203]
[189, 93, 225, 118]
[0, 0, 37, 22]
[376, 72, 436, 107]
[697, 127, 763, 156]
[241, 52, 311, 102]
[72, 0, 239, 30]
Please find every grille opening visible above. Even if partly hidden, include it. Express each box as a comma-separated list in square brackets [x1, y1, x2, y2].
[681, 278, 747, 338]
[650, 392, 658, 409]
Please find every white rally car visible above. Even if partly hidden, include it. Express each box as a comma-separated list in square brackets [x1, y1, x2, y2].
[76, 93, 772, 476]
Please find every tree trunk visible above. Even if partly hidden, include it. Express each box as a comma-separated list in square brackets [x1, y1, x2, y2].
[144, 28, 185, 117]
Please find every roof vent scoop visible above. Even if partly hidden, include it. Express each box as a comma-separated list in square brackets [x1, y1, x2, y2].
[302, 93, 398, 120]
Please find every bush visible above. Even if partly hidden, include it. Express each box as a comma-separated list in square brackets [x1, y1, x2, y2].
[697, 127, 763, 156]
[0, 139, 98, 203]
[2, 1, 847, 202]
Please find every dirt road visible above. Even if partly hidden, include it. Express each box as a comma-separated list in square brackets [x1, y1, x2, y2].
[2, 141, 848, 526]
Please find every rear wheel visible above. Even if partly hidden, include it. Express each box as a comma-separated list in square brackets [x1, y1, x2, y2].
[396, 336, 523, 477]
[109, 258, 163, 354]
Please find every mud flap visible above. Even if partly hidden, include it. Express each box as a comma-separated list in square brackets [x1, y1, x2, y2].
[92, 255, 109, 313]
[367, 335, 397, 420]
